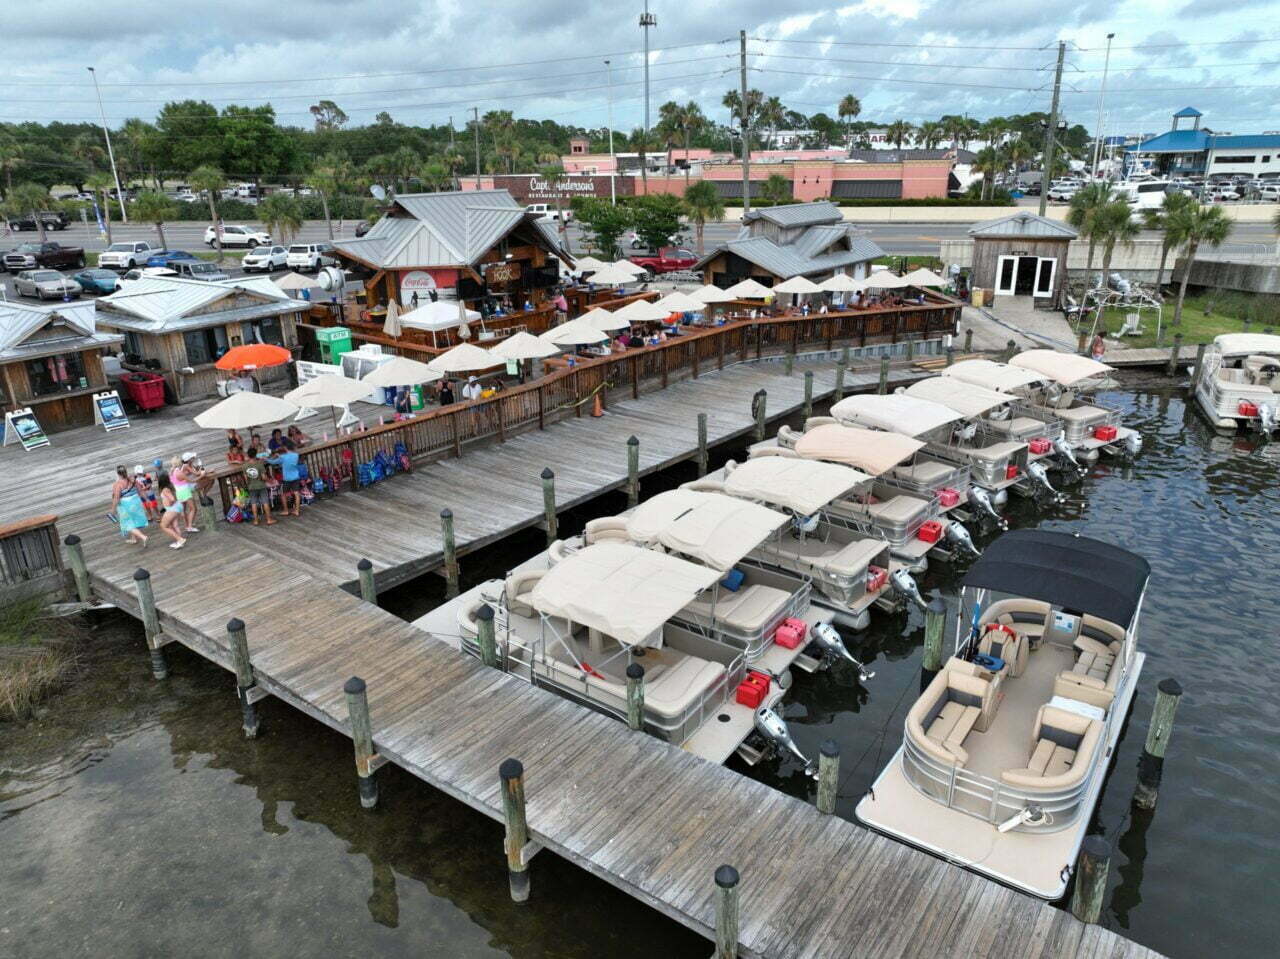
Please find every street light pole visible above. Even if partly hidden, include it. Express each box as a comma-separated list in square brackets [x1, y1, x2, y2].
[605, 59, 617, 205]
[472, 106, 481, 177]
[87, 67, 127, 223]
[639, 2, 656, 183]
[1090, 33, 1115, 180]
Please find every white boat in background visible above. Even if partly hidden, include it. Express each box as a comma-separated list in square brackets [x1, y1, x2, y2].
[856, 529, 1149, 899]
[1193, 333, 1280, 433]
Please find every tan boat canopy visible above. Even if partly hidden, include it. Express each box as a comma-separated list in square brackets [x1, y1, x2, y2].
[1213, 333, 1280, 357]
[625, 489, 788, 571]
[904, 376, 1013, 418]
[529, 542, 721, 647]
[941, 359, 1045, 393]
[723, 455, 870, 514]
[793, 423, 925, 476]
[1010, 349, 1112, 386]
[831, 393, 963, 437]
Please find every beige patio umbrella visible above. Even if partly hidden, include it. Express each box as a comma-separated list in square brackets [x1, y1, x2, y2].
[361, 355, 442, 387]
[819, 273, 863, 293]
[864, 269, 910, 289]
[653, 291, 706, 313]
[284, 374, 378, 432]
[193, 392, 298, 430]
[382, 298, 402, 338]
[584, 264, 639, 286]
[690, 284, 735, 304]
[488, 331, 560, 360]
[580, 307, 630, 331]
[273, 272, 321, 298]
[773, 275, 823, 295]
[902, 267, 948, 287]
[427, 341, 500, 373]
[540, 320, 609, 347]
[611, 259, 648, 276]
[614, 297, 672, 323]
[574, 255, 610, 272]
[724, 277, 773, 298]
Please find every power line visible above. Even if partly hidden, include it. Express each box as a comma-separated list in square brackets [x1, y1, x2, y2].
[749, 51, 1280, 74]
[753, 67, 1037, 92]
[750, 34, 1280, 52]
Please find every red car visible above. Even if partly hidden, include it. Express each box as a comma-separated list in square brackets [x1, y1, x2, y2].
[628, 247, 698, 275]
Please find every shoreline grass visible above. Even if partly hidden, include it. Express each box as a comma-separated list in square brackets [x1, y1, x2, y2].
[0, 596, 82, 722]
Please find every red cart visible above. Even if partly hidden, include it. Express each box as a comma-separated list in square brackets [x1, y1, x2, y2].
[120, 372, 167, 412]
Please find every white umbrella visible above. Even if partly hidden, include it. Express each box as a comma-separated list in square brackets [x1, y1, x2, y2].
[614, 298, 672, 323]
[193, 392, 298, 430]
[361, 355, 442, 387]
[653, 291, 705, 312]
[580, 307, 629, 331]
[284, 374, 377, 408]
[773, 275, 823, 295]
[585, 264, 639, 285]
[574, 255, 610, 272]
[902, 267, 948, 287]
[273, 271, 321, 293]
[690, 284, 735, 304]
[383, 298, 402, 338]
[819, 273, 863, 293]
[488, 331, 560, 360]
[427, 342, 499, 373]
[540, 320, 609, 347]
[864, 269, 909, 289]
[611, 259, 648, 276]
[724, 278, 773, 298]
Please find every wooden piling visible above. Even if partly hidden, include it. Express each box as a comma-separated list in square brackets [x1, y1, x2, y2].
[1166, 333, 1183, 376]
[964, 328, 973, 353]
[344, 676, 379, 809]
[625, 663, 645, 731]
[1133, 678, 1183, 811]
[905, 337, 914, 362]
[540, 468, 558, 543]
[1190, 342, 1207, 387]
[63, 534, 91, 603]
[1003, 339, 1018, 363]
[440, 508, 459, 598]
[500, 758, 531, 903]
[816, 739, 840, 815]
[626, 435, 640, 507]
[877, 355, 889, 394]
[834, 365, 846, 401]
[714, 865, 740, 959]
[226, 618, 259, 738]
[696, 414, 709, 477]
[945, 346, 955, 367]
[802, 370, 814, 420]
[752, 390, 767, 441]
[476, 603, 499, 668]
[920, 597, 946, 692]
[1070, 835, 1111, 924]
[357, 558, 377, 605]
[784, 352, 794, 377]
[198, 495, 219, 534]
[132, 568, 167, 680]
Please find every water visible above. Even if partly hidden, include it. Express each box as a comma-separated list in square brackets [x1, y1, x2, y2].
[3, 383, 1277, 958]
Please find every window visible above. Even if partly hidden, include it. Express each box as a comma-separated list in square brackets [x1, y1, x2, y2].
[240, 316, 285, 346]
[25, 351, 87, 397]
[1214, 155, 1256, 164]
[122, 331, 144, 358]
[182, 326, 229, 366]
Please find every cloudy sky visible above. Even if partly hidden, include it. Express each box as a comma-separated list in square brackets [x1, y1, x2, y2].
[2, 0, 1277, 138]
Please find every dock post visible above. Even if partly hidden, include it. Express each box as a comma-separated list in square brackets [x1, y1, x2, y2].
[500, 758, 531, 903]
[343, 676, 379, 810]
[625, 663, 645, 731]
[476, 604, 499, 668]
[877, 355, 889, 394]
[626, 435, 640, 507]
[1003, 339, 1017, 363]
[541, 468, 558, 543]
[133, 568, 167, 680]
[840, 346, 850, 368]
[63, 534, 91, 603]
[816, 739, 840, 815]
[752, 390, 767, 441]
[226, 618, 259, 738]
[834, 365, 846, 401]
[1070, 835, 1111, 924]
[1133, 678, 1183, 811]
[802, 370, 814, 421]
[1166, 333, 1183, 376]
[905, 337, 914, 362]
[1077, 329, 1089, 355]
[945, 345, 955, 367]
[964, 328, 973, 353]
[920, 597, 946, 692]
[714, 865, 740, 959]
[198, 495, 219, 534]
[440, 508, 460, 599]
[357, 558, 377, 605]
[1190, 342, 1207, 387]
[784, 352, 794, 376]
[696, 414, 709, 477]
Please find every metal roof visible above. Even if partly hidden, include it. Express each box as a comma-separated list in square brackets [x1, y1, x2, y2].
[968, 212, 1077, 240]
[1210, 134, 1280, 150]
[1173, 107, 1202, 118]
[696, 225, 884, 279]
[97, 299, 302, 334]
[1125, 129, 1211, 154]
[791, 224, 850, 259]
[741, 201, 844, 228]
[96, 276, 293, 333]
[0, 299, 120, 362]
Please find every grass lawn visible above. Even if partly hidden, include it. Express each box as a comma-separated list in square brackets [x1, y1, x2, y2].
[1098, 292, 1280, 349]
[872, 255, 943, 270]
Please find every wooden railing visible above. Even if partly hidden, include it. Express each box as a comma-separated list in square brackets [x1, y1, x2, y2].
[218, 300, 959, 512]
[0, 514, 62, 595]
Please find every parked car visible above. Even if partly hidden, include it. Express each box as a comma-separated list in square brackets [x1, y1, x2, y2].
[242, 244, 289, 273]
[72, 268, 121, 294]
[121, 267, 178, 282]
[286, 241, 337, 272]
[1047, 184, 1078, 202]
[98, 241, 157, 271]
[7, 210, 69, 232]
[628, 247, 699, 275]
[3, 241, 86, 272]
[145, 249, 199, 268]
[204, 224, 270, 247]
[1259, 184, 1280, 202]
[172, 260, 230, 281]
[526, 203, 572, 223]
[14, 269, 82, 300]
[1206, 185, 1240, 202]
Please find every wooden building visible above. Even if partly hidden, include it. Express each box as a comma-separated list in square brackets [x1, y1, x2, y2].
[96, 276, 305, 403]
[0, 300, 122, 433]
[968, 212, 1077, 310]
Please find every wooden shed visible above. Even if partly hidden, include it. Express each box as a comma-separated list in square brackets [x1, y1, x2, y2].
[968, 212, 1077, 310]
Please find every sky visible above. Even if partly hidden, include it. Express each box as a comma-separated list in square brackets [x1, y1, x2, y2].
[2, 0, 1278, 139]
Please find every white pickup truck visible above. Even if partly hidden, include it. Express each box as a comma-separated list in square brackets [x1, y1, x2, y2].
[98, 241, 157, 271]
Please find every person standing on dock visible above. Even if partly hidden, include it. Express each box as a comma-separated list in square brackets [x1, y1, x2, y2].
[111, 466, 149, 547]
[242, 448, 276, 526]
[155, 472, 186, 549]
[439, 380, 455, 406]
[267, 441, 303, 517]
[172, 454, 200, 534]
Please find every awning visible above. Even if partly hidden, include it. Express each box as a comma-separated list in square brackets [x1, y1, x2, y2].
[793, 423, 924, 476]
[942, 358, 1046, 393]
[904, 376, 1013, 418]
[724, 455, 869, 514]
[831, 393, 963, 436]
[653, 291, 705, 313]
[400, 300, 482, 332]
[863, 270, 910, 289]
[962, 529, 1150, 628]
[818, 274, 863, 293]
[690, 284, 736, 304]
[1213, 333, 1280, 357]
[625, 489, 787, 570]
[428, 342, 502, 372]
[529, 542, 721, 647]
[1010, 349, 1112, 387]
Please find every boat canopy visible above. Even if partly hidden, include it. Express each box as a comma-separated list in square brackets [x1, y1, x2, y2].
[625, 489, 788, 571]
[722, 455, 870, 514]
[529, 542, 721, 648]
[1010, 350, 1112, 387]
[903, 376, 1013, 418]
[961, 529, 1151, 629]
[1212, 333, 1280, 357]
[831, 393, 963, 437]
[942, 359, 1045, 393]
[793, 423, 925, 476]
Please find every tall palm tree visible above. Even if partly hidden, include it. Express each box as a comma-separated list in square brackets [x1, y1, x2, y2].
[5, 182, 51, 242]
[85, 171, 116, 244]
[972, 147, 1001, 201]
[1066, 183, 1114, 277]
[536, 163, 570, 242]
[760, 174, 791, 205]
[306, 152, 349, 241]
[258, 192, 303, 245]
[941, 115, 969, 149]
[189, 165, 227, 262]
[131, 191, 177, 249]
[482, 110, 514, 154]
[630, 126, 653, 192]
[837, 94, 861, 148]
[759, 96, 785, 149]
[1004, 138, 1035, 186]
[1142, 192, 1197, 290]
[0, 137, 24, 196]
[1167, 204, 1233, 327]
[885, 119, 915, 150]
[683, 180, 725, 256]
[1094, 201, 1140, 289]
[917, 121, 942, 151]
[722, 89, 763, 160]
[388, 146, 421, 192]
[674, 102, 707, 188]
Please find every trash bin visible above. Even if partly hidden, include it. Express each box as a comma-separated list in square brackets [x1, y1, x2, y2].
[120, 372, 167, 412]
[970, 288, 986, 308]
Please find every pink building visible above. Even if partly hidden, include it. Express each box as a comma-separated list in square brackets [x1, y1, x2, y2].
[635, 157, 953, 201]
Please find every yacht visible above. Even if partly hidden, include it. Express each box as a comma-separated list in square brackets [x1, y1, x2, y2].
[856, 529, 1149, 899]
[1192, 333, 1280, 433]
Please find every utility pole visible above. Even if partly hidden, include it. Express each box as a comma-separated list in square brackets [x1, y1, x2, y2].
[87, 67, 127, 222]
[449, 115, 455, 150]
[1090, 33, 1115, 180]
[605, 59, 617, 205]
[472, 106, 481, 178]
[1038, 40, 1066, 218]
[739, 30, 751, 214]
[639, 2, 656, 184]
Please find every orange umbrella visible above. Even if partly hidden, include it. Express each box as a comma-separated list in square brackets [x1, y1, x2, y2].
[215, 344, 292, 371]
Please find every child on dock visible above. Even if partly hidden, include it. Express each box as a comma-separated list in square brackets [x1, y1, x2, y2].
[134, 464, 160, 521]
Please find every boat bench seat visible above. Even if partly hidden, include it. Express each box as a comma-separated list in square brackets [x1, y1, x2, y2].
[864, 496, 928, 525]
[984, 416, 1042, 437]
[682, 584, 790, 633]
[1055, 404, 1107, 425]
[978, 627, 1028, 677]
[1001, 704, 1102, 789]
[816, 538, 887, 578]
[1027, 736, 1076, 778]
[644, 656, 727, 719]
[583, 517, 631, 544]
[505, 569, 545, 618]
[1055, 635, 1124, 709]
[907, 668, 995, 767]
[982, 598, 1051, 641]
[926, 702, 981, 761]
[963, 440, 1024, 464]
[892, 460, 954, 485]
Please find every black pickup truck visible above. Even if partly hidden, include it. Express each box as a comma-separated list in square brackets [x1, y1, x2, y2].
[2, 241, 86, 273]
[7, 210, 69, 231]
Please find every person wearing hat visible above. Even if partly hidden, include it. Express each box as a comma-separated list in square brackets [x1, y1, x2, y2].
[461, 376, 482, 402]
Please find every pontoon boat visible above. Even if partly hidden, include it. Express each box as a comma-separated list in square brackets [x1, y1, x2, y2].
[1193, 333, 1280, 433]
[1008, 351, 1141, 460]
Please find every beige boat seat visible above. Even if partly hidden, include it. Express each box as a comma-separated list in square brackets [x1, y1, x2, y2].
[547, 538, 573, 565]
[584, 517, 631, 544]
[820, 538, 887, 577]
[775, 424, 801, 448]
[1243, 355, 1280, 387]
[984, 415, 1042, 437]
[1054, 404, 1107, 426]
[977, 624, 1029, 677]
[1054, 634, 1124, 710]
[1001, 704, 1102, 789]
[644, 656, 727, 719]
[983, 598, 1051, 641]
[892, 460, 954, 485]
[962, 440, 1024, 464]
[681, 584, 790, 633]
[943, 656, 1002, 728]
[505, 569, 544, 618]
[906, 668, 995, 767]
[864, 495, 928, 525]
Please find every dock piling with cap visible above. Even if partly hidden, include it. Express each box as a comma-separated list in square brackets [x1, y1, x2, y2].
[816, 740, 840, 815]
[227, 617, 260, 738]
[344, 676, 380, 810]
[696, 414, 709, 477]
[541, 468, 558, 543]
[63, 534, 91, 603]
[500, 758, 532, 903]
[1070, 835, 1111, 924]
[920, 597, 946, 691]
[626, 435, 640, 507]
[752, 390, 767, 441]
[802, 370, 814, 420]
[476, 603, 499, 668]
[440, 508, 460, 598]
[132, 568, 167, 680]
[625, 663, 645, 731]
[1134, 678, 1183, 811]
[357, 558, 377, 605]
[877, 355, 889, 394]
[714, 865, 740, 959]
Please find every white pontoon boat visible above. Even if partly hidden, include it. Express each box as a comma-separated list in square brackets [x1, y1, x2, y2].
[1192, 333, 1280, 433]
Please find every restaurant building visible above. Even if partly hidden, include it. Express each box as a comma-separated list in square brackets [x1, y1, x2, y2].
[0, 299, 122, 433]
[1125, 107, 1280, 179]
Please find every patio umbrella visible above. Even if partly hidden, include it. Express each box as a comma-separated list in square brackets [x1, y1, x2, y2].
[584, 264, 639, 286]
[540, 320, 609, 347]
[689, 284, 735, 304]
[653, 291, 705, 313]
[383, 298, 402, 338]
[193, 392, 298, 430]
[580, 307, 630, 331]
[724, 278, 773, 298]
[574, 255, 610, 272]
[864, 270, 909, 289]
[427, 342, 500, 373]
[214, 343, 292, 371]
[902, 267, 948, 287]
[284, 374, 376, 408]
[400, 300, 482, 328]
[611, 259, 648, 276]
[361, 355, 442, 387]
[773, 275, 823, 295]
[488, 331, 559, 360]
[273, 272, 321, 297]
[819, 274, 863, 293]
[614, 298, 672, 323]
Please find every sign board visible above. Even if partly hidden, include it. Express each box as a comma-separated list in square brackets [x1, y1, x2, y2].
[3, 408, 50, 451]
[295, 359, 343, 386]
[485, 262, 522, 285]
[92, 390, 131, 432]
[505, 359, 520, 376]
[401, 270, 437, 295]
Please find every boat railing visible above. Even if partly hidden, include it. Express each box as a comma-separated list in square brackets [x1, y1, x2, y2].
[749, 539, 870, 605]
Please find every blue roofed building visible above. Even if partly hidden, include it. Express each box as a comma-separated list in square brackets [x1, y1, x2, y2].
[1126, 108, 1280, 178]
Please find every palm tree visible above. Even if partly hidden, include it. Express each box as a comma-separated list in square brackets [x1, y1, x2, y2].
[1004, 138, 1035, 186]
[972, 147, 1001, 202]
[941, 115, 969, 150]
[306, 152, 349, 241]
[1142, 192, 1197, 290]
[759, 96, 785, 149]
[5, 182, 50, 242]
[388, 146, 421, 192]
[1167, 204, 1233, 327]
[421, 159, 450, 193]
[672, 102, 707, 188]
[722, 88, 763, 160]
[1094, 201, 1140, 289]
[885, 119, 915, 150]
[917, 121, 942, 151]
[131, 191, 177, 249]
[978, 118, 1006, 151]
[482, 110, 514, 154]
[837, 94, 861, 148]
[0, 137, 23, 196]
[630, 126, 653, 192]
[85, 172, 116, 244]
[760, 174, 791, 205]
[683, 180, 725, 256]
[1066, 183, 1114, 277]
[258, 192, 303, 246]
[536, 163, 570, 242]
[189, 165, 227, 262]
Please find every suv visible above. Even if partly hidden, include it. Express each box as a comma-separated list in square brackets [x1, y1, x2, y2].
[99, 241, 157, 271]
[7, 210, 69, 232]
[286, 241, 337, 272]
[204, 224, 270, 247]
[242, 244, 289, 273]
[173, 260, 231, 281]
[1047, 183, 1079, 202]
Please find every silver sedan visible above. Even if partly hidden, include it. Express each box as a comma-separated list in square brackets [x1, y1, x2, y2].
[15, 269, 82, 300]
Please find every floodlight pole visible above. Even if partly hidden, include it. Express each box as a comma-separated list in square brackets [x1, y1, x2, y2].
[1090, 34, 1115, 181]
[88, 67, 127, 222]
[605, 59, 617, 205]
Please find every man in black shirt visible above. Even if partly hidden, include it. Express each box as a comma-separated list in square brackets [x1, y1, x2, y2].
[438, 380, 455, 405]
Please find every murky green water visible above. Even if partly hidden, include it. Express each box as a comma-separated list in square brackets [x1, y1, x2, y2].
[3, 382, 1276, 958]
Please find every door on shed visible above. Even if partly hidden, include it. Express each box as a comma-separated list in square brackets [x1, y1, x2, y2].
[995, 255, 1018, 295]
[1033, 258, 1057, 298]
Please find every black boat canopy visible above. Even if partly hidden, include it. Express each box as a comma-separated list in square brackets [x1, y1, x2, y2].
[961, 529, 1151, 628]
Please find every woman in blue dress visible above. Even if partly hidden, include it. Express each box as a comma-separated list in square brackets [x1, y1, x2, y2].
[111, 465, 149, 547]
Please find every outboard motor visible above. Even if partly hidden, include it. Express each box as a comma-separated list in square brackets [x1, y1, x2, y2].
[1053, 437, 1083, 473]
[944, 519, 981, 558]
[966, 486, 1007, 530]
[753, 706, 814, 774]
[1123, 431, 1143, 456]
[810, 622, 874, 681]
[889, 567, 928, 612]
[1259, 403, 1277, 436]
[1026, 461, 1064, 502]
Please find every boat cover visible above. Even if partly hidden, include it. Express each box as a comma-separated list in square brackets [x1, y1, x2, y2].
[831, 393, 963, 437]
[1212, 333, 1280, 357]
[942, 358, 1045, 393]
[625, 490, 787, 571]
[793, 424, 924, 475]
[904, 376, 1012, 418]
[1010, 349, 1112, 386]
[723, 456, 869, 514]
